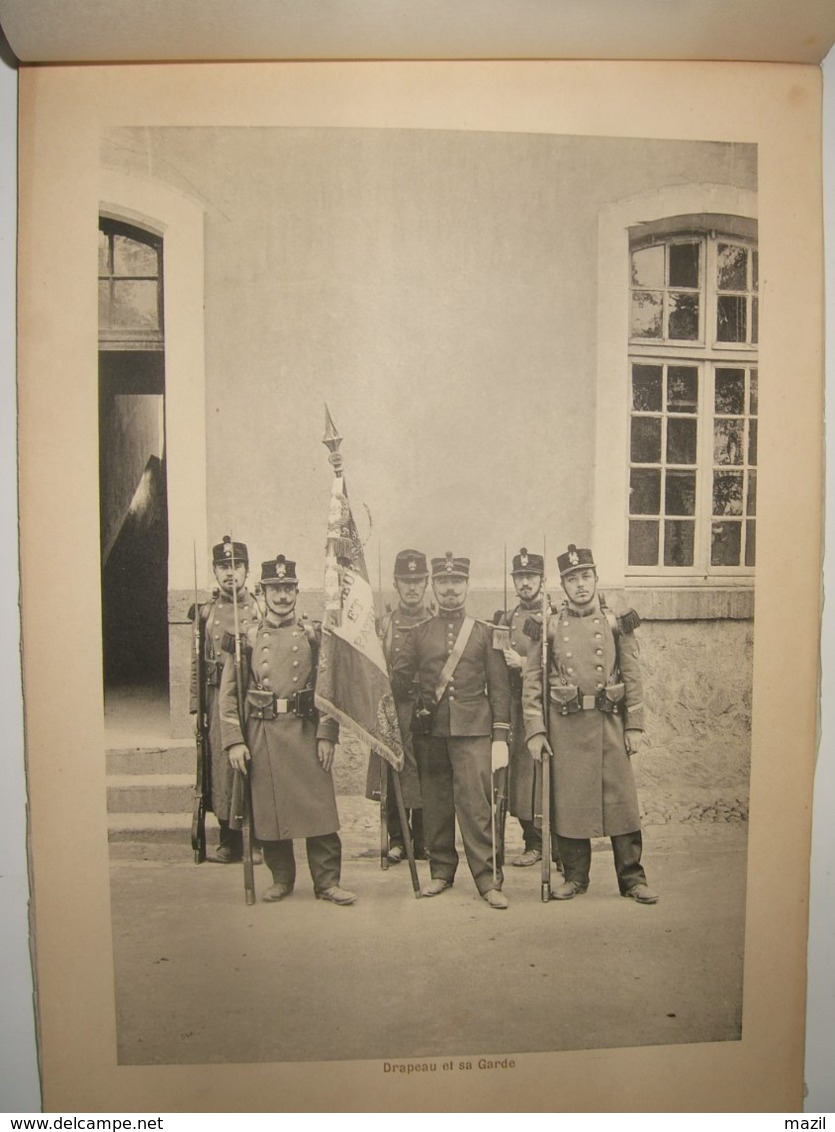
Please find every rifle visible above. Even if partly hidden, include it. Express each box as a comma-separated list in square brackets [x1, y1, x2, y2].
[540, 537, 552, 903]
[377, 544, 389, 870]
[229, 538, 256, 905]
[191, 544, 209, 864]
[491, 542, 509, 883]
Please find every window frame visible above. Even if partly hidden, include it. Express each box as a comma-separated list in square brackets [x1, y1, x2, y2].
[593, 191, 758, 595]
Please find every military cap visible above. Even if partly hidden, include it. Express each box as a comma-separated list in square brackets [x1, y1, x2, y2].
[511, 547, 544, 576]
[394, 549, 429, 579]
[213, 535, 248, 566]
[260, 554, 298, 585]
[557, 543, 596, 577]
[431, 551, 470, 579]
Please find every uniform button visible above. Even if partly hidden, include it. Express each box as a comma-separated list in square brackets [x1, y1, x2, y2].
[566, 667, 574, 674]
[593, 618, 600, 624]
[596, 665, 604, 672]
[292, 677, 298, 683]
[262, 647, 269, 653]
[596, 682, 604, 689]
[293, 661, 299, 668]
[596, 649, 603, 655]
[594, 633, 602, 640]
[292, 632, 298, 638]
[394, 647, 400, 653]
[449, 695, 455, 701]
[263, 678, 270, 687]
[292, 645, 298, 652]
[566, 651, 573, 658]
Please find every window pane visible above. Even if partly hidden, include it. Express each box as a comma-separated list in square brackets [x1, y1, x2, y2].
[713, 471, 744, 516]
[717, 244, 748, 291]
[630, 468, 661, 514]
[668, 292, 699, 340]
[711, 521, 742, 566]
[752, 251, 758, 291]
[717, 295, 746, 342]
[667, 417, 697, 464]
[631, 417, 662, 463]
[666, 471, 696, 516]
[664, 520, 695, 567]
[629, 520, 659, 566]
[113, 234, 159, 277]
[632, 245, 664, 288]
[632, 365, 663, 411]
[98, 280, 111, 327]
[749, 370, 758, 414]
[747, 471, 757, 515]
[98, 231, 111, 274]
[631, 290, 663, 338]
[669, 242, 700, 289]
[748, 419, 758, 465]
[713, 418, 744, 465]
[752, 297, 758, 344]
[667, 366, 698, 413]
[745, 521, 756, 567]
[715, 368, 745, 415]
[111, 280, 160, 330]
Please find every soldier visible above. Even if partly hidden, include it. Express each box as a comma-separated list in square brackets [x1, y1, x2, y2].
[220, 554, 357, 906]
[189, 535, 261, 864]
[495, 547, 555, 869]
[365, 549, 431, 863]
[523, 544, 658, 903]
[391, 552, 512, 909]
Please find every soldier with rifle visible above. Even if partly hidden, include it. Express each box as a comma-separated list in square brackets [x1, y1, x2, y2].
[220, 553, 357, 906]
[365, 549, 431, 865]
[391, 552, 511, 909]
[189, 536, 261, 864]
[522, 543, 658, 904]
[494, 547, 563, 873]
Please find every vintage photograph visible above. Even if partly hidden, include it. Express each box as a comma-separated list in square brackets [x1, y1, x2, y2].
[97, 124, 757, 1067]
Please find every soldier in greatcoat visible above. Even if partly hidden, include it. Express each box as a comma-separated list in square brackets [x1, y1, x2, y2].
[523, 544, 658, 904]
[365, 549, 431, 863]
[189, 535, 261, 863]
[391, 552, 512, 909]
[220, 554, 357, 905]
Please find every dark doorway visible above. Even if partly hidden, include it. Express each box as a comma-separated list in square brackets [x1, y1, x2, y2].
[98, 220, 168, 703]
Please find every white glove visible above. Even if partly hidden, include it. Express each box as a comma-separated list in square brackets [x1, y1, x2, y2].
[503, 646, 523, 670]
[491, 740, 509, 771]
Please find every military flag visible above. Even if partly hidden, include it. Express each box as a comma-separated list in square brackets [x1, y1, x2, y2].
[314, 407, 405, 772]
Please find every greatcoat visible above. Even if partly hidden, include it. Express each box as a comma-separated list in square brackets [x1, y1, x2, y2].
[189, 588, 260, 822]
[494, 602, 543, 822]
[522, 597, 644, 839]
[219, 615, 339, 842]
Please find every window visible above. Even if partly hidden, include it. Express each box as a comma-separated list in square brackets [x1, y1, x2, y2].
[98, 219, 164, 350]
[627, 226, 758, 576]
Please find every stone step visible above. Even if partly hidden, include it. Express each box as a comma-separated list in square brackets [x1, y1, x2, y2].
[106, 745, 194, 775]
[107, 773, 195, 813]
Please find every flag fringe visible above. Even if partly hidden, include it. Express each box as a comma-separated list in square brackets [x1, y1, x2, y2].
[314, 693, 405, 773]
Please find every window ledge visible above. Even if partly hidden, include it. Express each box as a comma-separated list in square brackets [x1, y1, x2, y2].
[618, 584, 753, 620]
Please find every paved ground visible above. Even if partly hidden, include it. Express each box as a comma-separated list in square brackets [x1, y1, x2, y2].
[109, 821, 746, 1066]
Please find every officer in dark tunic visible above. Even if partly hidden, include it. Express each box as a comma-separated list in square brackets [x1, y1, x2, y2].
[189, 536, 260, 863]
[523, 544, 658, 904]
[220, 554, 357, 905]
[391, 552, 512, 909]
[365, 549, 431, 863]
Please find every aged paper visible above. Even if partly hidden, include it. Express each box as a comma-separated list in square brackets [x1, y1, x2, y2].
[17, 61, 823, 1111]
[1, 0, 835, 65]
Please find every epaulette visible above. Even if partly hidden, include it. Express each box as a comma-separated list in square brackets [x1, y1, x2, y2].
[220, 629, 254, 655]
[187, 602, 197, 622]
[618, 608, 641, 635]
[493, 609, 507, 626]
[523, 616, 542, 642]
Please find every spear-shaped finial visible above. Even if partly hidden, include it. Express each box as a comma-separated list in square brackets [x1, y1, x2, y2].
[323, 403, 342, 453]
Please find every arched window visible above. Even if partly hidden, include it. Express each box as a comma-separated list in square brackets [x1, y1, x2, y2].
[626, 220, 758, 576]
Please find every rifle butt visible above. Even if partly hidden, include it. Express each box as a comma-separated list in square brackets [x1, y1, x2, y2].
[540, 751, 551, 902]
